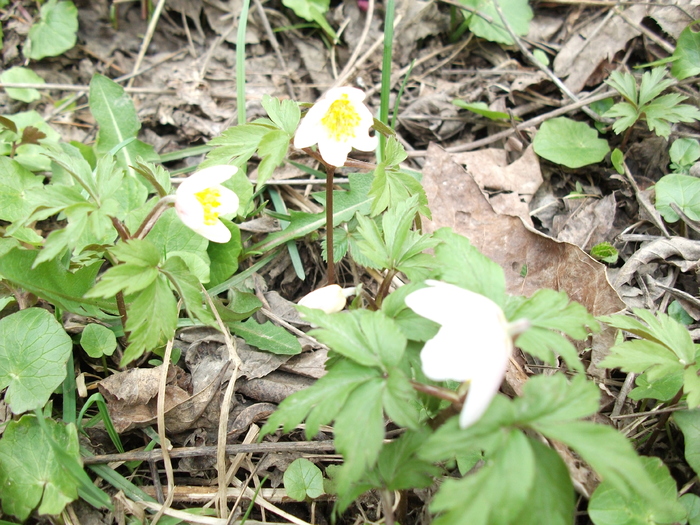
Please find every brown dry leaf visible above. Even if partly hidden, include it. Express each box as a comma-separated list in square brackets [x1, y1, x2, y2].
[236, 371, 316, 404]
[99, 364, 228, 434]
[553, 5, 647, 94]
[553, 194, 617, 251]
[394, 1, 451, 63]
[613, 237, 700, 288]
[422, 144, 624, 316]
[649, 0, 700, 39]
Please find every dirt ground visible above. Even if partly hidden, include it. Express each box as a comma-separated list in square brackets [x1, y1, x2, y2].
[2, 0, 700, 523]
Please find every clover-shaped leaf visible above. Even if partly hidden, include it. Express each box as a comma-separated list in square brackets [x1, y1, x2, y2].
[284, 458, 325, 501]
[533, 117, 610, 168]
[0, 308, 72, 414]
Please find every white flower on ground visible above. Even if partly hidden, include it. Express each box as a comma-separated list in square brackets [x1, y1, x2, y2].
[293, 87, 378, 167]
[175, 165, 239, 243]
[298, 284, 356, 315]
[404, 280, 513, 429]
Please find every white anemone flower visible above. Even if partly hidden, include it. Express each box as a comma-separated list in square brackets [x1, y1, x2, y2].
[293, 87, 378, 167]
[404, 280, 513, 429]
[175, 165, 239, 243]
[298, 284, 356, 315]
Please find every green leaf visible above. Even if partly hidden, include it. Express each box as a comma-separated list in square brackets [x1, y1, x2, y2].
[430, 430, 536, 525]
[298, 308, 406, 369]
[644, 94, 700, 138]
[375, 430, 441, 491]
[0, 308, 72, 414]
[0, 415, 80, 520]
[160, 256, 214, 325]
[261, 94, 301, 135]
[508, 289, 598, 371]
[611, 148, 624, 175]
[533, 117, 610, 168]
[121, 276, 178, 365]
[638, 67, 674, 107]
[0, 157, 44, 223]
[512, 439, 574, 525]
[533, 420, 664, 505]
[452, 100, 511, 120]
[590, 242, 619, 264]
[229, 318, 302, 355]
[204, 123, 271, 170]
[606, 101, 641, 134]
[606, 70, 639, 105]
[680, 493, 700, 525]
[85, 248, 160, 298]
[282, 0, 337, 39]
[0, 111, 60, 172]
[672, 24, 700, 80]
[459, 0, 533, 45]
[588, 456, 686, 525]
[513, 374, 600, 425]
[257, 129, 291, 188]
[369, 165, 429, 217]
[668, 299, 694, 326]
[628, 370, 683, 402]
[24, 0, 78, 60]
[655, 174, 700, 222]
[248, 173, 373, 255]
[110, 238, 161, 266]
[670, 138, 700, 172]
[283, 458, 325, 501]
[1, 66, 44, 102]
[433, 228, 506, 307]
[80, 324, 117, 358]
[0, 249, 116, 315]
[88, 74, 157, 173]
[673, 409, 700, 479]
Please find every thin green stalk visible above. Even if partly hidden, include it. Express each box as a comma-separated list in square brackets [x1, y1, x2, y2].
[237, 0, 251, 125]
[325, 164, 336, 285]
[62, 351, 76, 425]
[379, 0, 395, 159]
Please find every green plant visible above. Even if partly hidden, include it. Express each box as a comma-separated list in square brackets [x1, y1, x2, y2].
[23, 0, 79, 61]
[604, 67, 700, 148]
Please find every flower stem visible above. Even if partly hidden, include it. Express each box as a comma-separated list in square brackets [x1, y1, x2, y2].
[375, 269, 397, 306]
[134, 195, 176, 240]
[381, 489, 395, 525]
[325, 163, 336, 285]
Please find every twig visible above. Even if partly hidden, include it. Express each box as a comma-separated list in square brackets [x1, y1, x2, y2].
[407, 89, 618, 155]
[253, 0, 295, 99]
[127, 0, 168, 88]
[0, 82, 176, 95]
[332, 0, 375, 88]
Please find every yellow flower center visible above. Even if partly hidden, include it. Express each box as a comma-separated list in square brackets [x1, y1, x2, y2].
[321, 94, 361, 141]
[194, 187, 222, 225]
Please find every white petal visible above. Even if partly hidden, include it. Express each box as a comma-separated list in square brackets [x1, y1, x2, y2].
[191, 220, 232, 243]
[298, 284, 347, 314]
[351, 132, 379, 153]
[459, 348, 509, 428]
[174, 192, 206, 231]
[177, 165, 237, 195]
[317, 138, 353, 167]
[214, 185, 240, 216]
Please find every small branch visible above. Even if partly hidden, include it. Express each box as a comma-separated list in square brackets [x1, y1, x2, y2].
[375, 269, 397, 306]
[134, 195, 176, 239]
[410, 380, 462, 404]
[110, 216, 131, 242]
[116, 291, 129, 339]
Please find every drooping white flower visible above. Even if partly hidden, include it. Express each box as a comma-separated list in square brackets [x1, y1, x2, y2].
[175, 165, 239, 243]
[298, 284, 356, 315]
[294, 87, 378, 167]
[404, 280, 513, 429]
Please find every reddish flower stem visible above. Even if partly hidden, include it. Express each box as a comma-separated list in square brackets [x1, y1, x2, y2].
[325, 163, 336, 285]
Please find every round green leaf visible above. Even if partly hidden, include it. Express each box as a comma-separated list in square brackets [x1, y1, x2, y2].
[671, 24, 700, 80]
[80, 323, 117, 358]
[0, 415, 80, 520]
[655, 173, 700, 223]
[0, 308, 72, 414]
[283, 458, 325, 501]
[24, 0, 78, 60]
[533, 117, 610, 168]
[0, 67, 45, 102]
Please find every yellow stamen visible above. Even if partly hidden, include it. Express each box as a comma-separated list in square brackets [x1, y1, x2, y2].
[321, 94, 361, 141]
[194, 187, 222, 225]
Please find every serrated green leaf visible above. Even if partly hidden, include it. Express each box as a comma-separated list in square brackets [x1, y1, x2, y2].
[257, 129, 291, 188]
[513, 374, 600, 424]
[629, 370, 683, 401]
[80, 323, 117, 358]
[533, 117, 610, 168]
[638, 67, 674, 107]
[376, 430, 441, 491]
[89, 74, 157, 173]
[282, 0, 336, 39]
[299, 307, 406, 369]
[229, 318, 301, 355]
[1, 66, 44, 102]
[110, 238, 161, 266]
[460, 0, 532, 45]
[431, 430, 535, 525]
[121, 276, 178, 364]
[283, 458, 325, 501]
[0, 415, 80, 520]
[146, 208, 210, 271]
[369, 165, 429, 217]
[672, 24, 700, 80]
[203, 123, 271, 170]
[606, 70, 638, 104]
[0, 308, 72, 414]
[262, 94, 301, 135]
[588, 456, 686, 525]
[0, 248, 117, 315]
[383, 368, 421, 429]
[591, 242, 619, 264]
[160, 255, 213, 324]
[0, 111, 60, 172]
[24, 0, 78, 60]
[433, 227, 506, 307]
[85, 263, 159, 298]
[0, 157, 44, 223]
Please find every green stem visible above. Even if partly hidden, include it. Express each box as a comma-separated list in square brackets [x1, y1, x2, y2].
[325, 164, 336, 285]
[379, 0, 395, 159]
[381, 489, 395, 525]
[134, 195, 176, 239]
[375, 269, 397, 306]
[237, 0, 251, 125]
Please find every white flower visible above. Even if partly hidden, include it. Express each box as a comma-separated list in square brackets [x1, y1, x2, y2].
[294, 87, 378, 167]
[175, 165, 239, 243]
[404, 280, 513, 429]
[298, 284, 356, 315]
